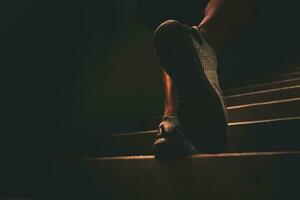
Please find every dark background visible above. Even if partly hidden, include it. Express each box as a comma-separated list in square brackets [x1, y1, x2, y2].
[1, 0, 164, 197]
[1, 0, 299, 198]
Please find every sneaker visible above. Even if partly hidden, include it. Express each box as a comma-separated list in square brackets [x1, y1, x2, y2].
[153, 20, 228, 153]
[153, 115, 197, 158]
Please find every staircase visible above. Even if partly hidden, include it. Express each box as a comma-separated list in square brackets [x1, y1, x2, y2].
[52, 67, 300, 200]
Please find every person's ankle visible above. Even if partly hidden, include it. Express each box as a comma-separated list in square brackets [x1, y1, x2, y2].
[163, 106, 177, 117]
[163, 111, 176, 118]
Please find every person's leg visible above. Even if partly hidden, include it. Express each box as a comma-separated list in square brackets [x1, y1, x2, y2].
[162, 0, 254, 120]
[162, 71, 177, 116]
[198, 0, 254, 52]
[155, 0, 257, 157]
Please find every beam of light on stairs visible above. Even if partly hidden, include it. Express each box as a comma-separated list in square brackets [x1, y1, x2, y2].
[83, 150, 300, 160]
[225, 77, 300, 95]
[228, 116, 300, 126]
[226, 84, 300, 99]
[227, 97, 300, 109]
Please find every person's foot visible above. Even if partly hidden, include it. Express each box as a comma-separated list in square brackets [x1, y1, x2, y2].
[153, 115, 197, 158]
[153, 20, 228, 156]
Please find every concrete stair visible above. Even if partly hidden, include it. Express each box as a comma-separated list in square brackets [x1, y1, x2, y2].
[10, 71, 300, 200]
[67, 69, 300, 157]
[51, 67, 300, 199]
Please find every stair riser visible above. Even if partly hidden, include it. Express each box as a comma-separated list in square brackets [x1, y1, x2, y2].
[225, 77, 300, 95]
[224, 71, 300, 95]
[228, 99, 300, 122]
[226, 85, 300, 106]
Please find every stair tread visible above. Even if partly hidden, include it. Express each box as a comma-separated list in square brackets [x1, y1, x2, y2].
[56, 150, 300, 200]
[84, 150, 300, 160]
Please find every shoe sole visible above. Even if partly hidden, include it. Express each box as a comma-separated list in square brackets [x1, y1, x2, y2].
[153, 20, 228, 152]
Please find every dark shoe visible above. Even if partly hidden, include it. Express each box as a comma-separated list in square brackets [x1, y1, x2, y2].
[153, 20, 228, 153]
[153, 116, 197, 158]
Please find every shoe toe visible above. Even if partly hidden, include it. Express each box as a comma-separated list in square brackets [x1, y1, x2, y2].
[153, 137, 187, 158]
